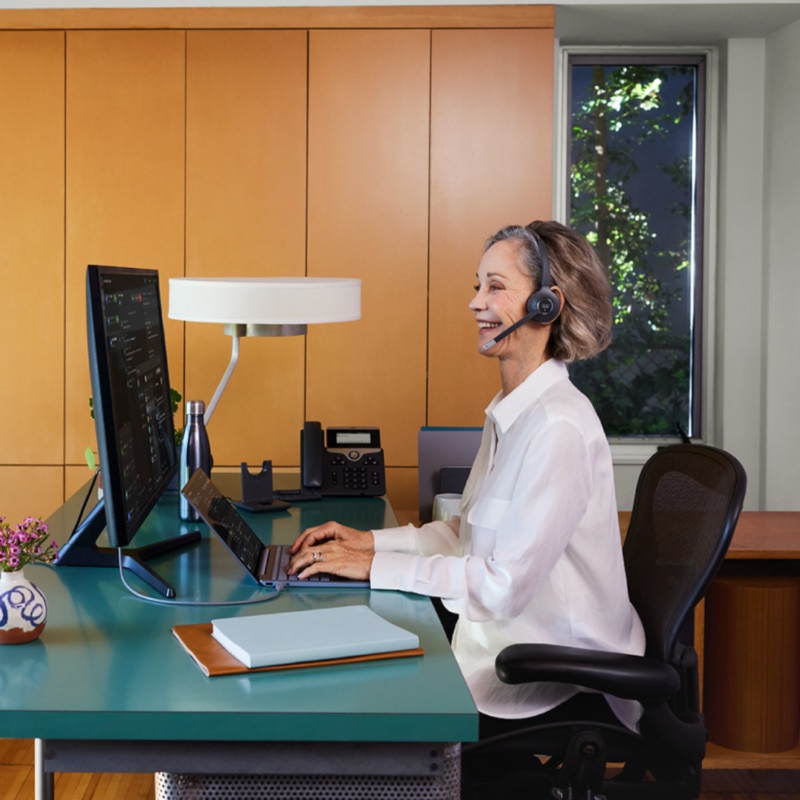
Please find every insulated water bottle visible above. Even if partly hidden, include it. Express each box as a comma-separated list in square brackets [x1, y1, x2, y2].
[179, 400, 212, 521]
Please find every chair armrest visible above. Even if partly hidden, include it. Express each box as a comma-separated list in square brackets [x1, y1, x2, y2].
[496, 643, 681, 703]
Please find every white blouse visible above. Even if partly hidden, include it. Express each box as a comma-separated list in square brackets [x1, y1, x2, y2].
[370, 359, 645, 729]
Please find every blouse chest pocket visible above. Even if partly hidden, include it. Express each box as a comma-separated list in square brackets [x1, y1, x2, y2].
[466, 496, 510, 555]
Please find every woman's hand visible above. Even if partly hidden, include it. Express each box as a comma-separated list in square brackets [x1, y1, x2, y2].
[287, 521, 375, 582]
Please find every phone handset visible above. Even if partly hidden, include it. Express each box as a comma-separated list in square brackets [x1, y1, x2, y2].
[301, 420, 324, 490]
[271, 421, 325, 502]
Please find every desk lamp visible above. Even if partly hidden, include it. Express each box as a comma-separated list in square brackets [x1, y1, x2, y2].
[168, 276, 361, 424]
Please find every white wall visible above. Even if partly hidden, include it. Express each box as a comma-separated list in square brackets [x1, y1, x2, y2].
[716, 38, 767, 509]
[762, 19, 800, 509]
[714, 25, 800, 511]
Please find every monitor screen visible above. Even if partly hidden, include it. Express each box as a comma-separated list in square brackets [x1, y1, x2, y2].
[88, 265, 177, 546]
[57, 266, 199, 598]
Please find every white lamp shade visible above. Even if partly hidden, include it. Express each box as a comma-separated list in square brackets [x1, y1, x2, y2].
[168, 276, 361, 326]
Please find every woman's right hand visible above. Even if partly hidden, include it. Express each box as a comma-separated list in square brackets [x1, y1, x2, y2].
[287, 521, 375, 581]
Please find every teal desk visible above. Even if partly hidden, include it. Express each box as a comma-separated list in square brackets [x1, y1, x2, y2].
[1, 478, 477, 799]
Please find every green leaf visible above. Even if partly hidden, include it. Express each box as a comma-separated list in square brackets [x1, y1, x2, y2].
[84, 447, 97, 471]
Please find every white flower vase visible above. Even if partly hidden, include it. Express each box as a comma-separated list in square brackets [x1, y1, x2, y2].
[0, 569, 48, 644]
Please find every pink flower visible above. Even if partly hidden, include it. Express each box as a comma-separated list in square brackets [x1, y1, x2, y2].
[0, 516, 58, 572]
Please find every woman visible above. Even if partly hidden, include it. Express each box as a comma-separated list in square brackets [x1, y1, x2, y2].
[288, 220, 645, 736]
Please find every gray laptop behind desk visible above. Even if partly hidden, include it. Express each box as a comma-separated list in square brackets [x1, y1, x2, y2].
[182, 468, 369, 589]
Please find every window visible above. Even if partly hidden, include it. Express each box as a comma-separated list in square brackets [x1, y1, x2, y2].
[563, 52, 709, 439]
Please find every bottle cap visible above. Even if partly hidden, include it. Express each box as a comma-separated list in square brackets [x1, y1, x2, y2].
[186, 400, 206, 416]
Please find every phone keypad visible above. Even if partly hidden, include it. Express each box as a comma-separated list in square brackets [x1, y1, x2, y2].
[326, 453, 385, 495]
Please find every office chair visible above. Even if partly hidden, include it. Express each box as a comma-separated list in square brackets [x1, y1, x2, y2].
[462, 443, 747, 800]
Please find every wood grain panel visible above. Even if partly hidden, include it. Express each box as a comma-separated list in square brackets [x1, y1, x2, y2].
[307, 30, 431, 466]
[0, 467, 64, 525]
[384, 466, 419, 517]
[185, 30, 308, 467]
[704, 577, 800, 753]
[0, 32, 64, 466]
[64, 30, 186, 466]
[429, 28, 554, 426]
[0, 5, 555, 32]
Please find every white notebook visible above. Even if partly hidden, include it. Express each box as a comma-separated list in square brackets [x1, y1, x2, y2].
[211, 605, 420, 669]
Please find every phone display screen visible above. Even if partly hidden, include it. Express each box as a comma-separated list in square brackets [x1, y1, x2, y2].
[327, 427, 381, 449]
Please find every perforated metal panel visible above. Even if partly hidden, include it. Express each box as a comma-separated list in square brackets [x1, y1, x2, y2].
[155, 743, 460, 800]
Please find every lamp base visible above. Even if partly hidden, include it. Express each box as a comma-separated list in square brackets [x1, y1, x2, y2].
[223, 323, 307, 337]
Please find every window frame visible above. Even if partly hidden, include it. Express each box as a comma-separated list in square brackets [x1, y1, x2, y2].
[554, 44, 720, 462]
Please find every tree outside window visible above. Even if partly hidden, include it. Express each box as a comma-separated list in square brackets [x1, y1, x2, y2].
[566, 55, 706, 438]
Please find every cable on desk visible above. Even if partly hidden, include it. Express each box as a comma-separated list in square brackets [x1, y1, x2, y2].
[116, 549, 286, 607]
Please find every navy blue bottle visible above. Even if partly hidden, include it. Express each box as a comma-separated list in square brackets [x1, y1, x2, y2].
[179, 400, 212, 521]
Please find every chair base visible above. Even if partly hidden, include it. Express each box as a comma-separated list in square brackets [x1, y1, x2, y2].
[462, 724, 703, 800]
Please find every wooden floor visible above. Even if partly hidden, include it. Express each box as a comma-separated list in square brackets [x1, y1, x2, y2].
[3, 739, 799, 800]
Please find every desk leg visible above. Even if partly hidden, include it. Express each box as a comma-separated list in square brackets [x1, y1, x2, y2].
[35, 739, 54, 800]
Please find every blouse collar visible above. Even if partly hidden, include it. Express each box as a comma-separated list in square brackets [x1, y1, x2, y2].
[486, 359, 568, 435]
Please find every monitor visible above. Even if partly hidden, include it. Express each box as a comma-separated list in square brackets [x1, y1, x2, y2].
[57, 265, 200, 597]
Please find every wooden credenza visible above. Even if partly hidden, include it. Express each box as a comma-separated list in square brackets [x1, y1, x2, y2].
[703, 512, 800, 769]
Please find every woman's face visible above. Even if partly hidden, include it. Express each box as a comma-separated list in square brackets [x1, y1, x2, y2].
[469, 238, 536, 356]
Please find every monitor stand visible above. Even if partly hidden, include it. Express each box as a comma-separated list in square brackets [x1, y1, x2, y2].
[56, 501, 201, 598]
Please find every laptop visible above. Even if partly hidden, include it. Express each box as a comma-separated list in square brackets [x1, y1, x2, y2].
[181, 468, 370, 589]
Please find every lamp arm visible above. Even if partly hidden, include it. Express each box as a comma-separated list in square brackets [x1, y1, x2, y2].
[204, 328, 241, 425]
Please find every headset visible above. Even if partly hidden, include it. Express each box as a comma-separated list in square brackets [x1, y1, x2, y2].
[524, 231, 561, 324]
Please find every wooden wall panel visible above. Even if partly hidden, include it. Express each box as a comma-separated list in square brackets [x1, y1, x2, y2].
[0, 32, 64, 466]
[428, 29, 554, 426]
[64, 30, 187, 467]
[0, 33, 64, 521]
[0, 6, 555, 32]
[0, 467, 64, 525]
[185, 30, 308, 467]
[307, 30, 431, 467]
[0, 10, 555, 519]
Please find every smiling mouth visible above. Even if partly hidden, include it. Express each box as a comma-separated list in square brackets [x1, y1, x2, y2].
[478, 321, 501, 334]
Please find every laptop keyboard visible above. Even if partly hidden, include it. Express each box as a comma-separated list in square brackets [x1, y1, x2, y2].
[273, 545, 331, 583]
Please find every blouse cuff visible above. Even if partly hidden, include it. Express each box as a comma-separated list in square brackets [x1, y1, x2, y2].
[370, 550, 421, 592]
[372, 524, 419, 553]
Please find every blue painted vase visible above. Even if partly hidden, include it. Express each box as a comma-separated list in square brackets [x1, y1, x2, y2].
[0, 568, 48, 644]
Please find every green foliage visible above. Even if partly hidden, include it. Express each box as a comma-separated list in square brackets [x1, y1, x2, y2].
[170, 387, 184, 445]
[568, 62, 696, 436]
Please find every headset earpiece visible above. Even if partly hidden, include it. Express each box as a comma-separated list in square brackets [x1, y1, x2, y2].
[526, 233, 561, 323]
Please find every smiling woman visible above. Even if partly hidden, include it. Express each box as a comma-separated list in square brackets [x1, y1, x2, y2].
[469, 236, 557, 395]
[475, 222, 613, 368]
[288, 220, 646, 795]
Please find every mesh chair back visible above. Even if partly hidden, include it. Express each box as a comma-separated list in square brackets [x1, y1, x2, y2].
[623, 444, 746, 663]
